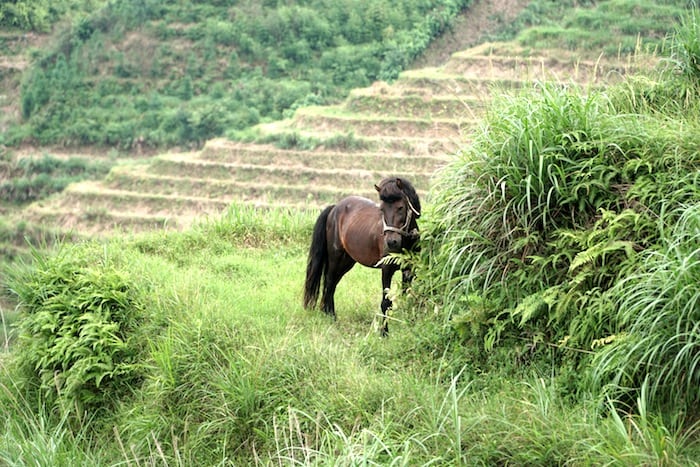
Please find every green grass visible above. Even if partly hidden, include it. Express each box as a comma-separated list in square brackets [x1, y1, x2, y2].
[3, 3, 700, 465]
[490, 0, 688, 57]
[1, 205, 699, 465]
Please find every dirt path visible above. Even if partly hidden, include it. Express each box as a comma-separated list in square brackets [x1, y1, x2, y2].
[411, 0, 531, 69]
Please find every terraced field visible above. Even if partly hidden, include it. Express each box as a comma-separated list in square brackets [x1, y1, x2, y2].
[23, 43, 646, 234]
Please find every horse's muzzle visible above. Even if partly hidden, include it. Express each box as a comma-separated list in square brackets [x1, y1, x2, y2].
[384, 232, 402, 253]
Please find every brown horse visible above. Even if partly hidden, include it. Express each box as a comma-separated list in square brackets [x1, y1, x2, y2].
[303, 177, 421, 335]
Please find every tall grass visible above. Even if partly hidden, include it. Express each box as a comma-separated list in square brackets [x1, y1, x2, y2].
[414, 5, 700, 428]
[417, 82, 649, 348]
[591, 204, 700, 412]
[2, 203, 699, 464]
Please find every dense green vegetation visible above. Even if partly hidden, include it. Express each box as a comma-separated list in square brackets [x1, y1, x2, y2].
[3, 0, 470, 150]
[0, 0, 102, 32]
[416, 5, 700, 419]
[491, 0, 688, 55]
[2, 11, 700, 464]
[1, 2, 700, 465]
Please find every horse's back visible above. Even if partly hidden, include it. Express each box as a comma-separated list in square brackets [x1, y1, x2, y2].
[330, 196, 383, 267]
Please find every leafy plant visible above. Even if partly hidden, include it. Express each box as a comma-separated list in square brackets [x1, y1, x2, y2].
[5, 242, 147, 419]
[590, 204, 700, 412]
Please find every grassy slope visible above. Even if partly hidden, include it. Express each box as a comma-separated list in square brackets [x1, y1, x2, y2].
[5, 210, 698, 465]
[2, 1, 700, 465]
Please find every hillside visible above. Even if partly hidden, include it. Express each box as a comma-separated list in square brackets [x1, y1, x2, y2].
[20, 41, 643, 234]
[2, 2, 700, 465]
[0, 0, 688, 243]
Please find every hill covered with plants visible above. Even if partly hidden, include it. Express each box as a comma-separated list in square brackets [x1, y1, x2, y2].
[1, 1, 699, 465]
[1, 0, 690, 152]
[2, 0, 471, 150]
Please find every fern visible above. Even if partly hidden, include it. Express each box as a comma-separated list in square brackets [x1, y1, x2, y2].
[511, 286, 562, 326]
[6, 242, 147, 418]
[569, 240, 636, 273]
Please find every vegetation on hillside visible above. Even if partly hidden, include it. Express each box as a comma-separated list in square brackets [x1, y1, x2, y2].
[0, 0, 102, 32]
[3, 0, 471, 150]
[1, 8, 700, 466]
[0, 151, 111, 205]
[4, 0, 689, 151]
[415, 6, 700, 416]
[490, 0, 688, 55]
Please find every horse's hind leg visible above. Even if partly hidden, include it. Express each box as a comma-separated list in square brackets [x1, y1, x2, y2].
[321, 252, 355, 319]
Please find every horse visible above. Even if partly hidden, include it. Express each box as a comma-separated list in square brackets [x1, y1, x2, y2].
[303, 177, 421, 335]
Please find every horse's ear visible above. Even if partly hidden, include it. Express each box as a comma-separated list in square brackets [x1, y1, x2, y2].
[375, 183, 381, 192]
[396, 178, 403, 190]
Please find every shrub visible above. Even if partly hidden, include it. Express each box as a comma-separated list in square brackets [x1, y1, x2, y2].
[5, 243, 148, 419]
[590, 204, 700, 412]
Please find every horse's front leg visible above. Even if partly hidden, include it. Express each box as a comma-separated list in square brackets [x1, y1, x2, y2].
[380, 264, 399, 336]
[401, 267, 414, 287]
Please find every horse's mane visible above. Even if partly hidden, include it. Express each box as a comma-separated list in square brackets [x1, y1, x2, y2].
[377, 177, 421, 217]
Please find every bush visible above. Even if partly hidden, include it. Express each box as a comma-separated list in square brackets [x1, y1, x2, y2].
[5, 243, 149, 419]
[591, 204, 700, 412]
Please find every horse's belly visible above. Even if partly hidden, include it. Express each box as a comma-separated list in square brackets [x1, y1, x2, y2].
[336, 198, 383, 267]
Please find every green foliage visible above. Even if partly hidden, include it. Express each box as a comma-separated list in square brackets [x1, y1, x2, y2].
[0, 0, 100, 32]
[591, 204, 700, 412]
[0, 152, 111, 205]
[8, 0, 471, 149]
[5, 243, 148, 419]
[414, 8, 700, 419]
[669, 6, 700, 80]
[489, 0, 689, 55]
[419, 83, 639, 335]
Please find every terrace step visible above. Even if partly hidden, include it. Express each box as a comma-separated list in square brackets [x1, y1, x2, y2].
[27, 205, 183, 235]
[32, 181, 232, 217]
[345, 83, 484, 119]
[396, 69, 527, 95]
[153, 150, 447, 178]
[244, 125, 463, 156]
[290, 106, 471, 139]
[105, 164, 430, 204]
[442, 52, 632, 83]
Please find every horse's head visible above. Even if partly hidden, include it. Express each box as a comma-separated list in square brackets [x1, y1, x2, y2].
[375, 177, 421, 254]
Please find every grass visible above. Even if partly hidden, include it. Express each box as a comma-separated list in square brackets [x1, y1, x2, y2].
[1, 207, 699, 465]
[2, 2, 700, 464]
[488, 0, 688, 57]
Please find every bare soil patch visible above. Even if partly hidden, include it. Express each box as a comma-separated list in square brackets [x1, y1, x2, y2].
[411, 0, 530, 69]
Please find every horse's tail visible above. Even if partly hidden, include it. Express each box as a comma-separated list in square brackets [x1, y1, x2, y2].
[303, 205, 334, 309]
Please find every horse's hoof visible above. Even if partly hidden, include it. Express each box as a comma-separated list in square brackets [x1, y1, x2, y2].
[323, 311, 337, 320]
